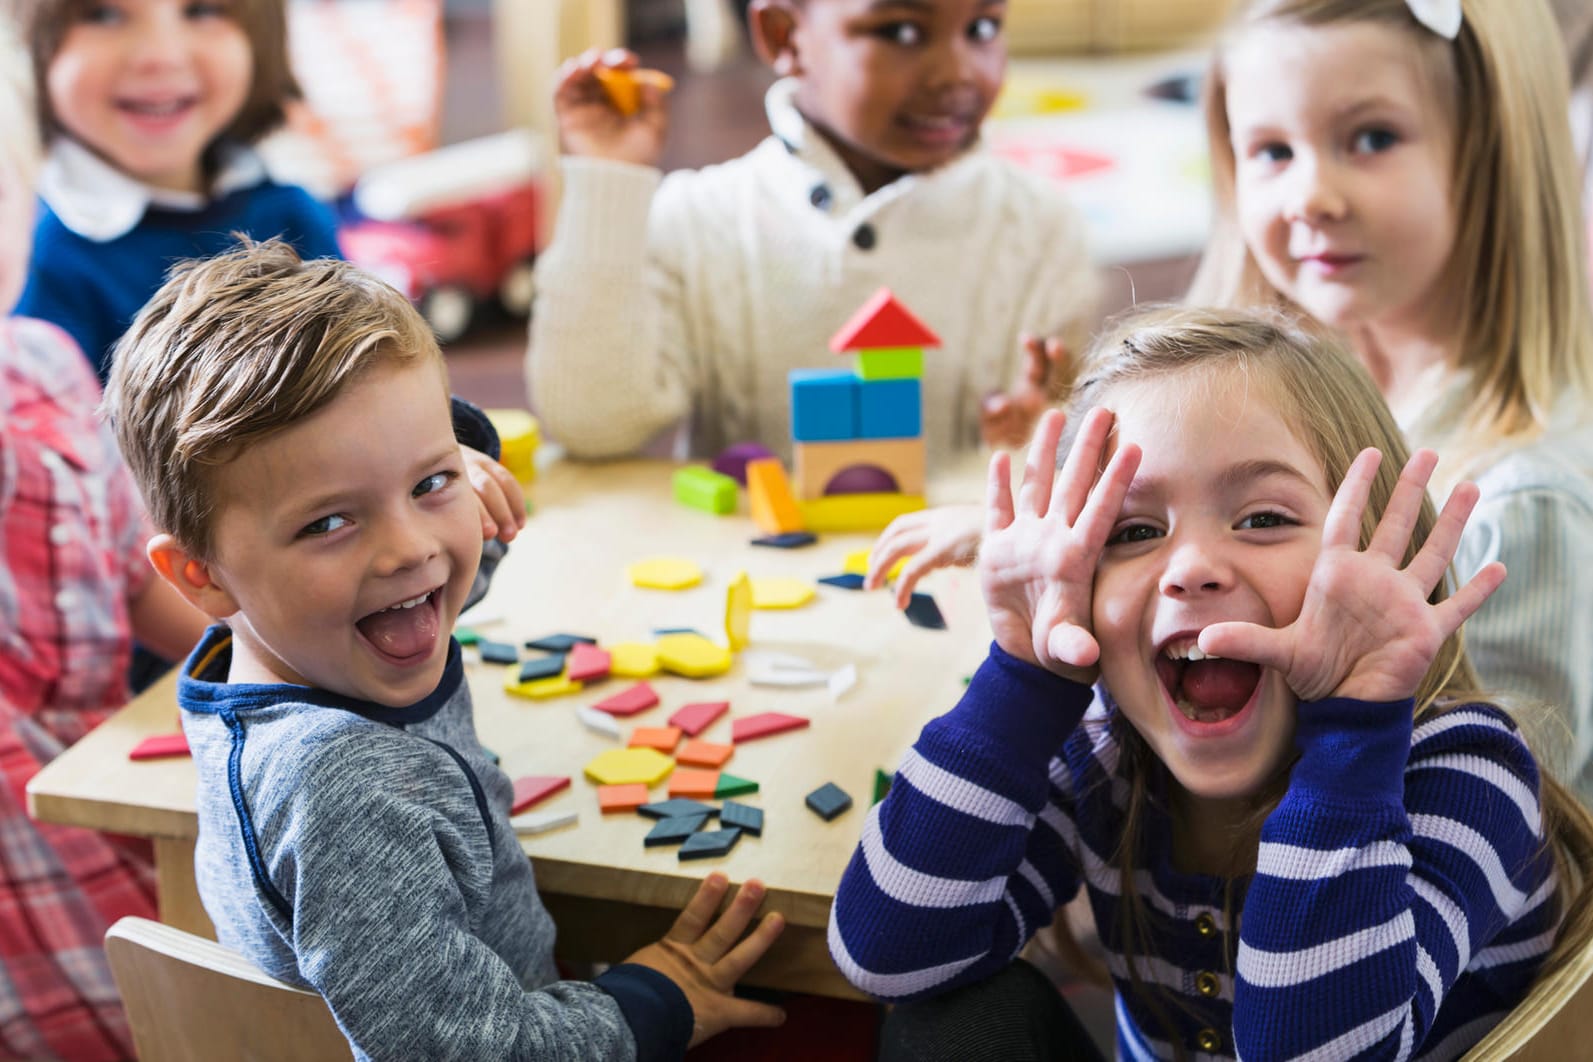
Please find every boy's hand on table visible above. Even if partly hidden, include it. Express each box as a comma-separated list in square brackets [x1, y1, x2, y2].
[980, 335, 1068, 450]
[460, 445, 526, 543]
[555, 49, 670, 168]
[624, 874, 786, 1047]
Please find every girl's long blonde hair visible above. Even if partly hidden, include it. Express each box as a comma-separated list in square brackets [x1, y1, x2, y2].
[1189, 0, 1593, 475]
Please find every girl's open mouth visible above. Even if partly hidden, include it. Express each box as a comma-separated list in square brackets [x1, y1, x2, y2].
[1155, 639, 1263, 730]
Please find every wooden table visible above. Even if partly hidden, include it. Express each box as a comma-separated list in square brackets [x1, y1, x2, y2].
[28, 459, 992, 999]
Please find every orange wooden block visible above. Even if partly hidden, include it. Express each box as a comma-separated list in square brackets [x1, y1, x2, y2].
[676, 739, 733, 768]
[598, 783, 649, 813]
[746, 458, 805, 535]
[667, 768, 721, 798]
[628, 726, 682, 753]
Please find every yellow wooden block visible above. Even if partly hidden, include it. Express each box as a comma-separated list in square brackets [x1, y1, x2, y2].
[627, 556, 703, 590]
[584, 747, 674, 787]
[725, 571, 752, 651]
[799, 494, 926, 533]
[656, 633, 733, 678]
[485, 408, 540, 483]
[843, 548, 909, 582]
[608, 642, 661, 678]
[750, 577, 816, 610]
[503, 671, 583, 700]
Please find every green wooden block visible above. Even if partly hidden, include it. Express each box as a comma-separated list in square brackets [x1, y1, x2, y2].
[714, 772, 759, 798]
[455, 626, 480, 645]
[872, 768, 894, 806]
[673, 466, 738, 515]
[855, 347, 923, 381]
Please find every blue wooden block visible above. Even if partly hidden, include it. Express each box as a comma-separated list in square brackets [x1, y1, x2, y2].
[478, 640, 519, 665]
[638, 798, 720, 821]
[524, 633, 597, 653]
[644, 813, 711, 847]
[750, 532, 819, 549]
[517, 654, 566, 682]
[857, 377, 920, 439]
[805, 782, 853, 821]
[905, 592, 947, 630]
[719, 800, 764, 837]
[679, 827, 743, 860]
[819, 573, 866, 590]
[790, 369, 859, 441]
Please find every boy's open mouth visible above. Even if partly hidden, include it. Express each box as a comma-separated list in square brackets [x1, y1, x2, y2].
[1155, 637, 1262, 725]
[356, 588, 441, 663]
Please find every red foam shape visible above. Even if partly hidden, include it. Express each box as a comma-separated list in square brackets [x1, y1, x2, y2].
[731, 711, 810, 743]
[511, 775, 571, 813]
[828, 287, 940, 353]
[129, 733, 190, 761]
[593, 682, 660, 716]
[669, 700, 729, 737]
[566, 643, 611, 682]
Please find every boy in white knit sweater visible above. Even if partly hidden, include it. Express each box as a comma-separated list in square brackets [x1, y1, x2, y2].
[529, 0, 1097, 462]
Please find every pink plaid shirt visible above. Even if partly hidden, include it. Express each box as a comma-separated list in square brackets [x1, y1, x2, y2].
[0, 317, 157, 1061]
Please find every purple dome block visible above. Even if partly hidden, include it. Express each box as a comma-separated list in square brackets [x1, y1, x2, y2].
[712, 442, 776, 486]
[824, 466, 899, 495]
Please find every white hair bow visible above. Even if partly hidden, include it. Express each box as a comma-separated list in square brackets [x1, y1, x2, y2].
[1406, 0, 1462, 39]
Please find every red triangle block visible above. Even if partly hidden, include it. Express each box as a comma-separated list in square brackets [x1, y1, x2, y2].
[731, 711, 810, 743]
[511, 775, 571, 813]
[129, 732, 191, 761]
[592, 682, 660, 717]
[566, 643, 612, 682]
[828, 287, 941, 353]
[669, 700, 729, 737]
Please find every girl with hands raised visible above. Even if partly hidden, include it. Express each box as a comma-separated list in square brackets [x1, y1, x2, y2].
[830, 309, 1593, 1062]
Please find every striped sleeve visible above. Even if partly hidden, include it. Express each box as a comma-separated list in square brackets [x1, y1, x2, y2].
[1234, 699, 1553, 1061]
[828, 644, 1094, 1001]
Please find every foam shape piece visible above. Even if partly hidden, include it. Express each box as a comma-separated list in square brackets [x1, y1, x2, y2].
[678, 827, 742, 860]
[656, 633, 733, 678]
[873, 768, 894, 806]
[608, 642, 660, 678]
[511, 808, 578, 834]
[669, 701, 729, 737]
[566, 642, 611, 682]
[627, 557, 704, 590]
[510, 775, 571, 813]
[478, 640, 519, 665]
[746, 458, 806, 535]
[577, 705, 623, 739]
[585, 747, 674, 787]
[828, 287, 941, 353]
[748, 663, 829, 688]
[629, 726, 682, 753]
[799, 493, 925, 533]
[130, 733, 191, 761]
[644, 813, 711, 847]
[712, 441, 776, 485]
[592, 682, 660, 716]
[667, 767, 721, 798]
[524, 633, 597, 653]
[638, 798, 719, 821]
[503, 671, 583, 700]
[805, 782, 854, 821]
[676, 739, 733, 768]
[858, 377, 921, 439]
[731, 712, 810, 743]
[789, 368, 859, 442]
[517, 654, 566, 682]
[843, 548, 909, 582]
[714, 773, 759, 798]
[749, 532, 817, 549]
[819, 573, 866, 591]
[724, 571, 753, 651]
[719, 800, 764, 837]
[905, 592, 948, 630]
[597, 783, 651, 813]
[796, 437, 925, 500]
[750, 577, 816, 610]
[828, 663, 858, 700]
[673, 466, 738, 515]
[454, 626, 480, 645]
[592, 65, 674, 116]
[855, 346, 924, 381]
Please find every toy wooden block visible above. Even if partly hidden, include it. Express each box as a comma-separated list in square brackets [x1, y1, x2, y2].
[525, 633, 597, 653]
[858, 378, 921, 439]
[714, 773, 759, 798]
[592, 682, 660, 716]
[818, 573, 865, 590]
[510, 775, 570, 814]
[627, 557, 703, 590]
[905, 592, 948, 630]
[799, 493, 926, 533]
[655, 633, 732, 678]
[749, 531, 817, 549]
[478, 640, 519, 665]
[719, 800, 764, 836]
[565, 642, 611, 682]
[639, 798, 719, 821]
[644, 813, 710, 847]
[516, 654, 566, 683]
[592, 65, 674, 117]
[672, 466, 738, 515]
[731, 711, 810, 743]
[577, 705, 623, 739]
[668, 767, 721, 798]
[750, 577, 816, 610]
[828, 287, 941, 353]
[511, 808, 578, 835]
[585, 747, 674, 787]
[854, 346, 924, 381]
[745, 458, 806, 534]
[629, 726, 682, 753]
[679, 827, 742, 861]
[129, 733, 191, 761]
[873, 768, 894, 806]
[789, 368, 859, 442]
[805, 782, 853, 821]
[597, 783, 651, 813]
[608, 642, 660, 678]
[503, 671, 583, 700]
[676, 739, 733, 768]
[724, 571, 752, 651]
[669, 701, 728, 736]
[794, 437, 925, 499]
[486, 408, 540, 483]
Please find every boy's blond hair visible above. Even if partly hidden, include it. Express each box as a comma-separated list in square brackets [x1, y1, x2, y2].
[102, 239, 440, 560]
[0, 11, 38, 185]
[1189, 0, 1593, 476]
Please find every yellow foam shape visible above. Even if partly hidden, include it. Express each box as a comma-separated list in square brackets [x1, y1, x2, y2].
[627, 556, 703, 590]
[503, 671, 583, 700]
[799, 494, 926, 533]
[843, 548, 909, 582]
[656, 633, 733, 678]
[608, 641, 661, 678]
[725, 570, 752, 651]
[485, 408, 540, 483]
[750, 577, 816, 610]
[584, 747, 674, 787]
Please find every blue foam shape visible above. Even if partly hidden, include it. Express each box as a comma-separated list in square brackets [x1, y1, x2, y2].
[858, 378, 920, 439]
[790, 368, 859, 441]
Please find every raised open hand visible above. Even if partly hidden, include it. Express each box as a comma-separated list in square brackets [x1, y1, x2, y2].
[979, 407, 1140, 682]
[553, 49, 670, 166]
[1199, 449, 1505, 703]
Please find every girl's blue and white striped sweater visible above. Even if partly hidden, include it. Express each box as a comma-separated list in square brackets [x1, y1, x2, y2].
[829, 644, 1560, 1061]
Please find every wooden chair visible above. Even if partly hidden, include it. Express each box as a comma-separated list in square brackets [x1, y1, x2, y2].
[1460, 919, 1593, 1060]
[104, 917, 352, 1062]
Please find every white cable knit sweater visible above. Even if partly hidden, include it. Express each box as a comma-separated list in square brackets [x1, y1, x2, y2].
[528, 79, 1098, 463]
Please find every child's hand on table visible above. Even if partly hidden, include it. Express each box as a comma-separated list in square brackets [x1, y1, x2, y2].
[867, 504, 983, 608]
[980, 334, 1068, 450]
[554, 49, 671, 167]
[624, 874, 787, 1047]
[460, 445, 527, 543]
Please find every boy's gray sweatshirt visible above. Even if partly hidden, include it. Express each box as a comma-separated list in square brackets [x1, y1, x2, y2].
[177, 627, 693, 1061]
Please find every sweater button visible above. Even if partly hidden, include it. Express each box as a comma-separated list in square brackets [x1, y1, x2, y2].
[1196, 1027, 1221, 1052]
[852, 223, 877, 250]
[1195, 971, 1220, 997]
[809, 184, 832, 210]
[1194, 913, 1217, 938]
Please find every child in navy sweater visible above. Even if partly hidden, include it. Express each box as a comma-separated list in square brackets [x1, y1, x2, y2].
[830, 307, 1593, 1061]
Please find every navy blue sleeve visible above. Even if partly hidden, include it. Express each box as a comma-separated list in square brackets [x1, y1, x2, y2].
[451, 396, 501, 459]
[593, 964, 694, 1062]
[15, 210, 114, 376]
